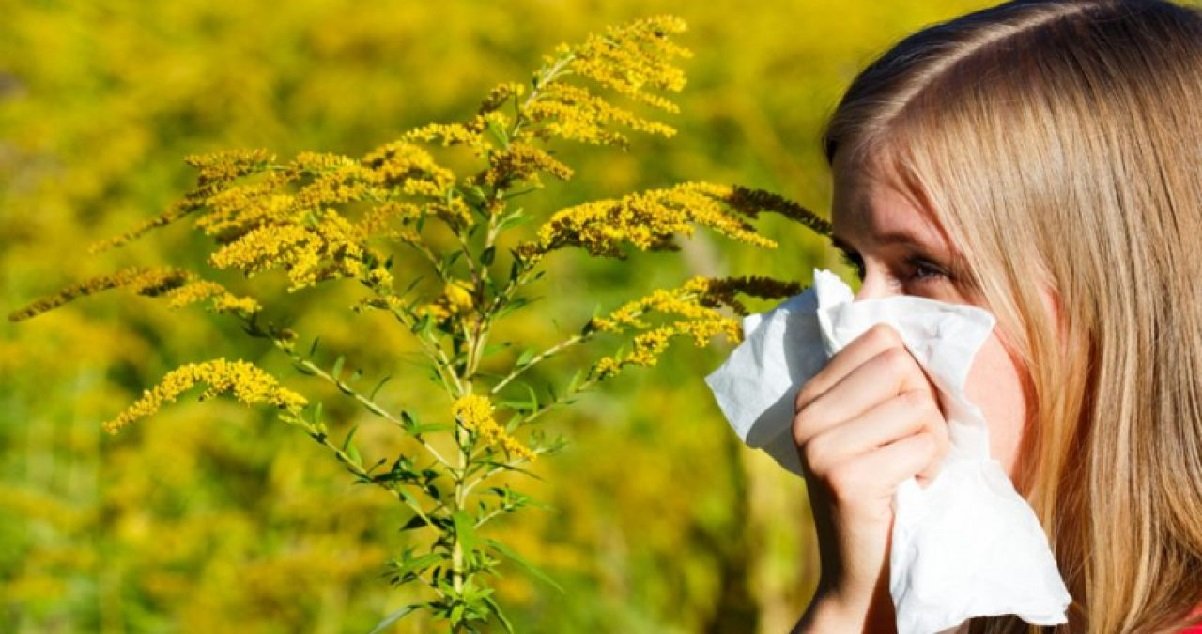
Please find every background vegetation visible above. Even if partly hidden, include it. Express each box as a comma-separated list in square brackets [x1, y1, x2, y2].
[1, 1, 990, 631]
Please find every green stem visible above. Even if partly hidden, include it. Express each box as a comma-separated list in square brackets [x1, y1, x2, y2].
[491, 332, 589, 395]
[270, 332, 455, 468]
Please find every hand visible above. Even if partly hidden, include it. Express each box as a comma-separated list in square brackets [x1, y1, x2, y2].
[790, 324, 950, 633]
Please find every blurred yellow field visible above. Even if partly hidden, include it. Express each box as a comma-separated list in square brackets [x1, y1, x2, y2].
[0, 1, 992, 632]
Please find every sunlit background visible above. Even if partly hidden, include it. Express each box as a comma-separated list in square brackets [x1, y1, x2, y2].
[1, 1, 993, 631]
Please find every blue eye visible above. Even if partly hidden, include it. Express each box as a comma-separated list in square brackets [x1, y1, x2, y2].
[906, 256, 950, 282]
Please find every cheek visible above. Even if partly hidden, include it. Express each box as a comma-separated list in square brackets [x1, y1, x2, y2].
[964, 331, 1031, 480]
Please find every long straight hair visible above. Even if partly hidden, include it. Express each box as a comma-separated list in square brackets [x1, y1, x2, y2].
[822, 1, 1202, 631]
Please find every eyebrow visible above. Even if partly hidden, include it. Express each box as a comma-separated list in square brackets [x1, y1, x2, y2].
[831, 229, 947, 253]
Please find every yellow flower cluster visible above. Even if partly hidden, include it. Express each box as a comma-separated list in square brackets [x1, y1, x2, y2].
[195, 186, 295, 241]
[162, 280, 260, 315]
[588, 274, 804, 380]
[521, 182, 776, 260]
[562, 15, 690, 113]
[451, 394, 534, 461]
[355, 201, 424, 244]
[592, 287, 720, 333]
[291, 151, 357, 173]
[103, 358, 307, 434]
[477, 82, 526, 115]
[164, 281, 262, 315]
[86, 150, 277, 252]
[6, 267, 258, 321]
[184, 149, 275, 185]
[415, 279, 475, 323]
[589, 281, 740, 380]
[526, 83, 676, 147]
[481, 142, 573, 188]
[401, 112, 507, 155]
[592, 325, 689, 380]
[427, 197, 474, 230]
[293, 162, 378, 211]
[361, 141, 455, 197]
[594, 285, 741, 341]
[87, 191, 215, 254]
[208, 209, 368, 291]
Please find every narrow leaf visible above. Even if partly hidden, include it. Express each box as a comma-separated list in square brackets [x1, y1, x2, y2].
[486, 539, 563, 593]
[484, 597, 516, 634]
[331, 355, 346, 380]
[308, 335, 321, 358]
[369, 375, 393, 400]
[341, 424, 359, 452]
[515, 348, 535, 367]
[369, 604, 419, 634]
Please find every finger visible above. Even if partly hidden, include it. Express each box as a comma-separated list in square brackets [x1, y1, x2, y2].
[826, 432, 940, 508]
[801, 389, 945, 476]
[795, 323, 905, 414]
[794, 345, 936, 446]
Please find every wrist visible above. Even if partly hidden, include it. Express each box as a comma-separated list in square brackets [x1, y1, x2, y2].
[794, 586, 895, 634]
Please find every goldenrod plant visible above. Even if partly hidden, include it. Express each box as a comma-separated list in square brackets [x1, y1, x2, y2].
[9, 16, 827, 632]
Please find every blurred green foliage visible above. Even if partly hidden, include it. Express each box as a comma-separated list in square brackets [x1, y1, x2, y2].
[1, 1, 991, 631]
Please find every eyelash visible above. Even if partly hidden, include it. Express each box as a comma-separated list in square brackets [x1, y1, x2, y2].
[837, 248, 950, 285]
[839, 249, 866, 281]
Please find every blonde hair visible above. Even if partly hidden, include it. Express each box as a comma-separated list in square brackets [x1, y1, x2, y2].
[822, 1, 1202, 631]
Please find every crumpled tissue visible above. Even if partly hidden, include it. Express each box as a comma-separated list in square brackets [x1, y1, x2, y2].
[704, 269, 1070, 634]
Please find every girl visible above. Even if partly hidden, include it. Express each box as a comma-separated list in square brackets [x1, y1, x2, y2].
[791, 1, 1202, 631]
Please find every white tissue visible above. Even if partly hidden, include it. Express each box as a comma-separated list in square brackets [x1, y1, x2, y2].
[704, 269, 1070, 634]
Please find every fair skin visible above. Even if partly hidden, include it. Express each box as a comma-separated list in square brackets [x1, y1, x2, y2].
[792, 150, 1033, 633]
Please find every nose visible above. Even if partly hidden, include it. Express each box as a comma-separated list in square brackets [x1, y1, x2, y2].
[854, 269, 898, 301]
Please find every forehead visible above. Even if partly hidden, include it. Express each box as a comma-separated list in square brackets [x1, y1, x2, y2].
[830, 150, 952, 250]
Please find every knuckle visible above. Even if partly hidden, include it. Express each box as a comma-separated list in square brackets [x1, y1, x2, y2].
[826, 463, 867, 501]
[867, 322, 902, 347]
[897, 388, 926, 410]
[801, 435, 831, 472]
[880, 346, 912, 374]
[914, 432, 939, 458]
[792, 407, 819, 446]
[794, 382, 816, 414]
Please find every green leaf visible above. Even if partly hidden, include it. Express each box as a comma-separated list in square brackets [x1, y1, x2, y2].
[403, 275, 424, 295]
[486, 539, 563, 593]
[368, 604, 419, 634]
[346, 443, 363, 468]
[341, 424, 359, 452]
[515, 348, 535, 367]
[486, 118, 509, 148]
[411, 422, 452, 435]
[453, 511, 478, 555]
[400, 514, 428, 531]
[496, 211, 529, 233]
[481, 246, 496, 266]
[308, 335, 321, 358]
[331, 355, 345, 380]
[525, 384, 539, 412]
[369, 375, 393, 400]
[565, 369, 583, 395]
[397, 489, 428, 524]
[484, 597, 516, 634]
